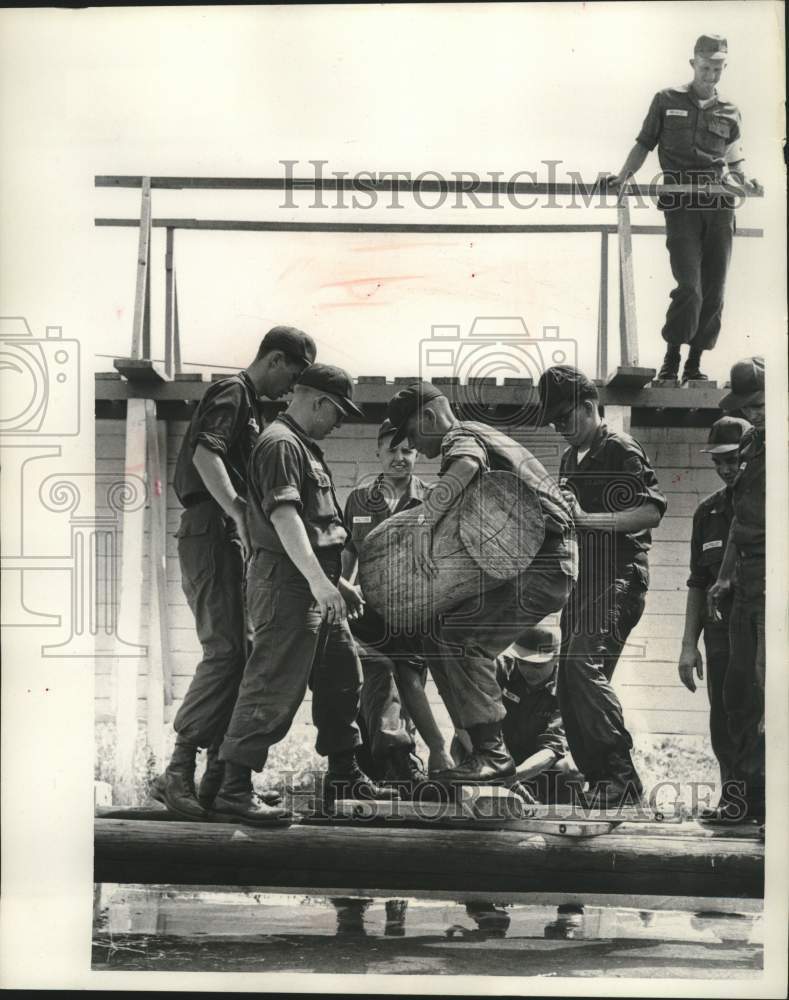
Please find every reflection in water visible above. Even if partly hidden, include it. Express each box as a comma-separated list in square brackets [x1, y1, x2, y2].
[93, 886, 764, 977]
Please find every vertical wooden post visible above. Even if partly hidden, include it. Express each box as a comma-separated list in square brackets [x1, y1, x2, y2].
[173, 272, 182, 375]
[114, 398, 147, 803]
[131, 178, 152, 361]
[617, 195, 639, 367]
[145, 402, 172, 768]
[164, 228, 174, 379]
[596, 230, 609, 379]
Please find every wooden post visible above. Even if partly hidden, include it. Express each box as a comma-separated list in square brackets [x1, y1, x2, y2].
[131, 177, 152, 361]
[164, 228, 174, 379]
[144, 402, 171, 768]
[617, 195, 638, 367]
[596, 230, 609, 380]
[605, 404, 632, 437]
[114, 398, 147, 803]
[173, 271, 182, 375]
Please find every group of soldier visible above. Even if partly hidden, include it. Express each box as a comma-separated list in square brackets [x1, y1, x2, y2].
[150, 324, 766, 829]
[149, 30, 766, 828]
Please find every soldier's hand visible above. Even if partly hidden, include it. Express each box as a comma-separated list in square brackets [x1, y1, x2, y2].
[230, 497, 251, 559]
[338, 579, 365, 620]
[508, 779, 538, 807]
[311, 578, 348, 623]
[746, 177, 764, 196]
[707, 579, 731, 621]
[678, 646, 703, 693]
[602, 173, 623, 192]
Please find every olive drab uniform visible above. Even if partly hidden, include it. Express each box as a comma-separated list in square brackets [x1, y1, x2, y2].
[557, 422, 667, 795]
[687, 486, 738, 787]
[636, 84, 744, 352]
[171, 371, 264, 749]
[726, 426, 766, 815]
[218, 413, 364, 770]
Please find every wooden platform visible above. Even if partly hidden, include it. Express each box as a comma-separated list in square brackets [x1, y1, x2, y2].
[94, 815, 763, 901]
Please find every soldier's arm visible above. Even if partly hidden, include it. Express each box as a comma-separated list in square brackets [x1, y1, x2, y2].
[707, 522, 738, 620]
[678, 589, 706, 693]
[269, 505, 347, 623]
[193, 443, 250, 553]
[574, 501, 662, 534]
[608, 143, 650, 189]
[393, 667, 454, 772]
[421, 455, 480, 527]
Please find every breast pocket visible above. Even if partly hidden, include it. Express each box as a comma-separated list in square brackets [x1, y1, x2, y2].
[306, 466, 338, 524]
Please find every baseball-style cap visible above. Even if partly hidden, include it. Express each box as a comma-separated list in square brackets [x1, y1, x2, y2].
[509, 623, 562, 664]
[261, 326, 317, 370]
[694, 34, 728, 60]
[700, 416, 751, 455]
[376, 418, 397, 447]
[536, 365, 599, 426]
[386, 381, 446, 446]
[720, 357, 765, 412]
[296, 363, 364, 418]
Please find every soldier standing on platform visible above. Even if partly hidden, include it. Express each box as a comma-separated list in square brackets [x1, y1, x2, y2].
[538, 366, 667, 808]
[677, 416, 750, 817]
[708, 358, 766, 823]
[608, 34, 762, 382]
[152, 326, 316, 819]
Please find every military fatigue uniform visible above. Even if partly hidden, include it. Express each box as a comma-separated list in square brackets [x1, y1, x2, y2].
[422, 421, 578, 731]
[726, 427, 765, 813]
[557, 423, 666, 790]
[687, 486, 737, 787]
[637, 85, 744, 351]
[171, 371, 263, 749]
[218, 414, 363, 770]
[344, 475, 429, 771]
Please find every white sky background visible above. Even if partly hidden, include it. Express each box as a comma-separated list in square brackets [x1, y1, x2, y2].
[0, 1, 785, 384]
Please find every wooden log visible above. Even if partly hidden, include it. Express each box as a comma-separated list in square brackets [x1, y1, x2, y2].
[93, 819, 764, 899]
[358, 471, 545, 628]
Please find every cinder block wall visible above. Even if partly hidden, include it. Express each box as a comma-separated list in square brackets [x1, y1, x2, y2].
[95, 417, 716, 742]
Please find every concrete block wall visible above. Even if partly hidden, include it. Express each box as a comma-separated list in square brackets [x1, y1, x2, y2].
[95, 417, 718, 744]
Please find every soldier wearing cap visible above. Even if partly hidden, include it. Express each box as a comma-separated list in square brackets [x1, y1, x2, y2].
[707, 357, 765, 822]
[210, 364, 398, 824]
[152, 326, 316, 819]
[538, 365, 667, 807]
[342, 419, 455, 784]
[608, 35, 762, 383]
[384, 382, 578, 785]
[678, 416, 750, 818]
[451, 623, 582, 805]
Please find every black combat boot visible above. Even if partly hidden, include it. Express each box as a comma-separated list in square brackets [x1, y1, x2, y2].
[197, 746, 282, 810]
[212, 762, 294, 826]
[430, 723, 516, 785]
[657, 344, 681, 381]
[681, 345, 708, 384]
[323, 750, 401, 807]
[149, 738, 208, 820]
[585, 752, 644, 810]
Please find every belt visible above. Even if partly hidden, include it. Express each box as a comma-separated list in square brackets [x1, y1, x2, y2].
[737, 547, 765, 561]
[181, 492, 213, 509]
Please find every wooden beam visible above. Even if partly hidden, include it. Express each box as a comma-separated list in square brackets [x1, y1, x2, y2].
[164, 228, 174, 380]
[93, 818, 764, 899]
[130, 177, 152, 360]
[114, 399, 147, 804]
[606, 366, 656, 390]
[596, 230, 609, 379]
[617, 197, 639, 367]
[113, 358, 168, 384]
[173, 272, 182, 375]
[94, 175, 764, 199]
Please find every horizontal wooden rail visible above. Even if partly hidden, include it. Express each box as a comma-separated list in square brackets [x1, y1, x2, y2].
[95, 175, 764, 199]
[94, 818, 764, 898]
[93, 218, 764, 237]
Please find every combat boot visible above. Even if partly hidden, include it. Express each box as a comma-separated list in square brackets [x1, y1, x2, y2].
[585, 752, 644, 810]
[323, 750, 401, 807]
[430, 723, 515, 785]
[657, 345, 681, 381]
[197, 746, 283, 810]
[149, 739, 208, 820]
[212, 762, 294, 826]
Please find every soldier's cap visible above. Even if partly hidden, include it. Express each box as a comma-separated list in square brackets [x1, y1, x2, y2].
[694, 34, 728, 60]
[296, 363, 364, 418]
[700, 416, 751, 455]
[509, 623, 562, 665]
[387, 381, 446, 446]
[720, 356, 765, 412]
[376, 418, 406, 448]
[536, 365, 599, 426]
[261, 325, 317, 370]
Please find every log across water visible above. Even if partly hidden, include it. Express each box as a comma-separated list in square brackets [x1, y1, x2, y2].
[358, 470, 545, 629]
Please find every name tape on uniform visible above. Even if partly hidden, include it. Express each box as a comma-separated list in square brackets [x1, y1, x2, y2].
[353, 515, 372, 524]
[666, 109, 689, 117]
[703, 539, 724, 551]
